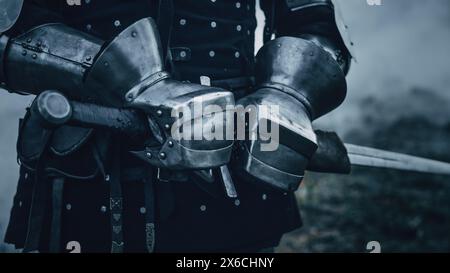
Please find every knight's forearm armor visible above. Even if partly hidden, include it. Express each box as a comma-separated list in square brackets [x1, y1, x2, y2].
[0, 18, 235, 170]
[236, 0, 351, 191]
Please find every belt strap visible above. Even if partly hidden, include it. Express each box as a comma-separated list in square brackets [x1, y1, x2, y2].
[211, 76, 255, 91]
[23, 130, 53, 253]
[144, 173, 156, 253]
[109, 143, 124, 253]
[49, 177, 65, 253]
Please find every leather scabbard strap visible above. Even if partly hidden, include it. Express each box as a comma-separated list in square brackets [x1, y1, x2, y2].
[48, 177, 65, 253]
[109, 143, 124, 253]
[23, 130, 53, 253]
[144, 172, 156, 253]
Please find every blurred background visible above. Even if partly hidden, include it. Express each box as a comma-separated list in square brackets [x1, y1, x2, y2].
[1, 0, 449, 252]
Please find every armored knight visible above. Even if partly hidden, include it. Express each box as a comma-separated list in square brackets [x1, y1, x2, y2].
[1, 0, 351, 252]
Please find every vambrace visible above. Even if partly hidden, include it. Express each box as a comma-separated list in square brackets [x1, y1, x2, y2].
[0, 24, 103, 101]
[234, 36, 347, 191]
[261, 0, 352, 74]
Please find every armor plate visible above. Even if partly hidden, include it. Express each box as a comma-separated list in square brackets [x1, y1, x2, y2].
[236, 37, 347, 191]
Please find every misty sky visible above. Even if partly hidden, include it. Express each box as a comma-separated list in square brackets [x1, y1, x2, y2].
[1, 0, 450, 250]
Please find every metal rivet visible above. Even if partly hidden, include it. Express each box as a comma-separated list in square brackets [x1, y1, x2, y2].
[140, 207, 146, 214]
[131, 31, 137, 37]
[18, 201, 23, 207]
[180, 19, 187, 26]
[211, 21, 217, 28]
[236, 2, 241, 8]
[86, 24, 92, 31]
[24, 172, 29, 179]
[156, 110, 163, 117]
[26, 38, 32, 43]
[66, 204, 72, 211]
[235, 52, 240, 58]
[236, 25, 242, 32]
[114, 20, 121, 27]
[101, 206, 107, 213]
[168, 141, 174, 148]
[159, 152, 166, 160]
[209, 51, 215, 57]
[146, 152, 152, 158]
[32, 54, 37, 59]
[86, 56, 92, 61]
[180, 51, 187, 58]
[234, 199, 241, 206]
[200, 205, 207, 211]
[105, 175, 110, 182]
[164, 124, 170, 130]
[104, 61, 109, 67]
[262, 194, 268, 201]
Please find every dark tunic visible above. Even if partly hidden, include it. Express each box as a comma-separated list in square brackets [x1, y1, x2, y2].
[5, 0, 308, 252]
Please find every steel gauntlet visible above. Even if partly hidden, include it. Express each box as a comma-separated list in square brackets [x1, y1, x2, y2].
[235, 36, 347, 191]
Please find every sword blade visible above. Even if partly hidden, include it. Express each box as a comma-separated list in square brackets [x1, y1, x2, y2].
[345, 144, 450, 175]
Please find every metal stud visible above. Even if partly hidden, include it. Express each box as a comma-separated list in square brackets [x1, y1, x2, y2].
[101, 206, 107, 213]
[146, 152, 153, 159]
[180, 19, 187, 26]
[200, 205, 207, 212]
[140, 207, 146, 214]
[168, 141, 174, 148]
[209, 51, 215, 57]
[156, 110, 163, 117]
[105, 174, 111, 182]
[159, 152, 166, 160]
[262, 194, 268, 201]
[211, 21, 217, 28]
[114, 20, 121, 27]
[66, 204, 72, 211]
[234, 199, 241, 206]
[236, 2, 241, 8]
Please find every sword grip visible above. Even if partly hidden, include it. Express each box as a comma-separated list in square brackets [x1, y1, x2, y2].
[33, 90, 151, 139]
